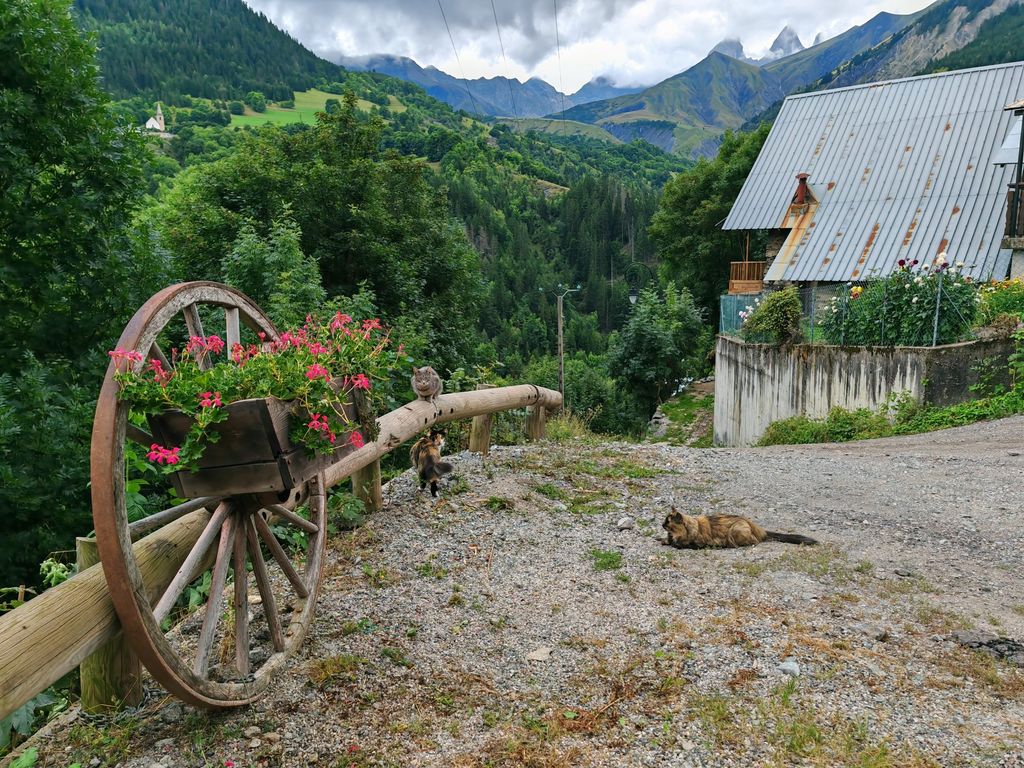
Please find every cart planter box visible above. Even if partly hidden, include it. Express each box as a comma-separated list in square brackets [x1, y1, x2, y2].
[147, 398, 357, 498]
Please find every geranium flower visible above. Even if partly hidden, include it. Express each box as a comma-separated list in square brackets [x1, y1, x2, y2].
[146, 443, 181, 466]
[350, 373, 371, 390]
[349, 431, 365, 449]
[198, 391, 222, 408]
[306, 363, 331, 381]
[330, 312, 353, 331]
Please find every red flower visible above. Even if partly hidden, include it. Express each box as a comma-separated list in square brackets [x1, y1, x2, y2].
[348, 431, 365, 449]
[146, 443, 181, 466]
[330, 312, 353, 331]
[198, 391, 223, 408]
[350, 373, 371, 390]
[306, 363, 331, 381]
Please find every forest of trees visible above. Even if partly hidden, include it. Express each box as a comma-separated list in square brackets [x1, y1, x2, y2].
[0, 0, 764, 589]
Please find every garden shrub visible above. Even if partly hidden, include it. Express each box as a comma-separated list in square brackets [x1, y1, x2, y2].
[978, 278, 1024, 324]
[819, 256, 978, 346]
[740, 286, 802, 344]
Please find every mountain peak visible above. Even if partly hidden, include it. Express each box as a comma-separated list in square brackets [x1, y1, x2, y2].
[711, 37, 748, 62]
[765, 25, 805, 60]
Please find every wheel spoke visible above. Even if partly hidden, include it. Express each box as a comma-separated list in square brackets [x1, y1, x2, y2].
[225, 307, 240, 351]
[182, 302, 211, 370]
[128, 496, 223, 539]
[266, 504, 319, 534]
[125, 423, 153, 446]
[246, 518, 284, 652]
[252, 512, 309, 599]
[194, 514, 235, 678]
[149, 342, 170, 369]
[153, 503, 231, 623]
[232, 512, 249, 676]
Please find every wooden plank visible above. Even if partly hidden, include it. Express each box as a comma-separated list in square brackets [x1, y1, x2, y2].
[182, 303, 211, 370]
[526, 404, 547, 441]
[0, 510, 210, 721]
[76, 538, 142, 713]
[225, 307, 240, 351]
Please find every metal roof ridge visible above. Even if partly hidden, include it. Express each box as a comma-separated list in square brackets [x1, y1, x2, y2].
[784, 59, 1024, 103]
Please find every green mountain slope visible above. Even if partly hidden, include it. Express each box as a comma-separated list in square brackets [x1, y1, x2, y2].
[73, 0, 342, 100]
[559, 10, 920, 158]
[920, 3, 1024, 73]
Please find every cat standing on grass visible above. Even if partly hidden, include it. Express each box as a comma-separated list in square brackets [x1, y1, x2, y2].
[410, 429, 453, 497]
[662, 508, 817, 549]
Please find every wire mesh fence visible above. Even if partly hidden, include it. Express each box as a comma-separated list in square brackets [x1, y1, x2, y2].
[721, 276, 981, 347]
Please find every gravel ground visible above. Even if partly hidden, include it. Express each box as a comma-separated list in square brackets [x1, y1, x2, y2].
[21, 417, 1024, 768]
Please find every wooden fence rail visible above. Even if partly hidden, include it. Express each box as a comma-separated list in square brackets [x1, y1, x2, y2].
[0, 384, 561, 722]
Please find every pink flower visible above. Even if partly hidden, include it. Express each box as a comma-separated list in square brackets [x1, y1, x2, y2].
[224, 761, 236, 768]
[146, 443, 181, 466]
[205, 335, 225, 355]
[350, 373, 371, 390]
[362, 318, 382, 332]
[306, 341, 330, 356]
[149, 358, 172, 386]
[330, 312, 353, 331]
[306, 363, 331, 381]
[198, 391, 222, 408]
[348, 431, 365, 449]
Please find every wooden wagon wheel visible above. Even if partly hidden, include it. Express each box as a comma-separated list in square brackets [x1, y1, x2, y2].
[91, 282, 328, 709]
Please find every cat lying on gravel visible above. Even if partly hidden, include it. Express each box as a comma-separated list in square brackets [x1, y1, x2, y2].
[662, 508, 817, 549]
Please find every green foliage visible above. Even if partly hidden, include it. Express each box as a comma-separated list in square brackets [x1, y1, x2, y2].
[38, 557, 75, 588]
[819, 261, 978, 346]
[921, 3, 1024, 74]
[978, 278, 1024, 324]
[155, 97, 483, 374]
[222, 215, 326, 330]
[740, 287, 803, 344]
[73, 0, 344, 100]
[244, 90, 266, 112]
[589, 549, 623, 571]
[608, 284, 709, 416]
[650, 125, 770, 315]
[0, 0, 148, 373]
[328, 491, 366, 531]
[228, 100, 244, 114]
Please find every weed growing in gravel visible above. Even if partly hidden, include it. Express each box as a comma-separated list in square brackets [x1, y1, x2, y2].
[380, 646, 413, 668]
[448, 475, 471, 495]
[589, 549, 623, 571]
[914, 604, 972, 633]
[597, 460, 661, 479]
[308, 654, 367, 688]
[341, 617, 377, 636]
[485, 496, 514, 512]
[570, 489, 616, 515]
[532, 482, 569, 501]
[361, 564, 397, 588]
[66, 717, 141, 765]
[1012, 604, 1024, 617]
[878, 574, 935, 598]
[415, 555, 448, 579]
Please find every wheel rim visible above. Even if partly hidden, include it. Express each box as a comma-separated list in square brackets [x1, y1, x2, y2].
[91, 282, 327, 708]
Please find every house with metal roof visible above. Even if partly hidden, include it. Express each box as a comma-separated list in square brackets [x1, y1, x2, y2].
[723, 61, 1024, 289]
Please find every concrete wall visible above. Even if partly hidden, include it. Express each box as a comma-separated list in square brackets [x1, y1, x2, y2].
[713, 335, 1016, 446]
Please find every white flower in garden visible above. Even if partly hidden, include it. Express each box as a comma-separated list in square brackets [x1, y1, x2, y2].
[912, 296, 918, 303]
[936, 252, 948, 266]
[955, 260, 964, 268]
[914, 277, 923, 285]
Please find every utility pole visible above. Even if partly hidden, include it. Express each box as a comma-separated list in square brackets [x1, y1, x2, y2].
[541, 284, 581, 407]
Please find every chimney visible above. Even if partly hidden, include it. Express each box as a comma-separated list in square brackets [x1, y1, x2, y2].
[792, 173, 810, 205]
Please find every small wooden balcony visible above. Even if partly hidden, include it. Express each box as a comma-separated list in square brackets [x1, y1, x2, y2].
[728, 260, 765, 295]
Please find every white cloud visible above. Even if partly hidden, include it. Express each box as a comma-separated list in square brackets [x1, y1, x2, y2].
[244, 0, 934, 91]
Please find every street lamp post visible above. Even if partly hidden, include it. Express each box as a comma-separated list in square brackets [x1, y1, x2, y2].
[540, 283, 581, 405]
[625, 262, 655, 306]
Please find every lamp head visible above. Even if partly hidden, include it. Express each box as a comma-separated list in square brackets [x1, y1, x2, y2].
[628, 287, 639, 305]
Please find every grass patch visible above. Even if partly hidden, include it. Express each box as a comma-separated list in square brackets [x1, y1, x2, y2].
[308, 653, 366, 688]
[66, 716, 141, 764]
[380, 646, 413, 668]
[655, 392, 715, 447]
[569, 489, 615, 515]
[415, 555, 448, 579]
[448, 475, 471, 495]
[361, 564, 397, 588]
[533, 482, 569, 501]
[486, 496, 515, 512]
[589, 548, 623, 571]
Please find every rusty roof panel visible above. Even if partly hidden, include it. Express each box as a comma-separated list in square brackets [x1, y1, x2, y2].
[723, 61, 1024, 282]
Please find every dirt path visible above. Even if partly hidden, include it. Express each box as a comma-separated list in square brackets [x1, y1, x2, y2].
[17, 418, 1024, 768]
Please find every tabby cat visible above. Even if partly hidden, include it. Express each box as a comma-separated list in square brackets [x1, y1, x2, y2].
[411, 366, 442, 404]
[662, 508, 817, 549]
[410, 429, 453, 497]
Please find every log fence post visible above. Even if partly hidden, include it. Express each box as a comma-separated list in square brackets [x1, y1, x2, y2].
[468, 384, 496, 454]
[526, 404, 547, 440]
[75, 537, 143, 713]
[351, 460, 383, 514]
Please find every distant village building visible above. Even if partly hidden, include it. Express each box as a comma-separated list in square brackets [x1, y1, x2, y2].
[722, 61, 1024, 295]
[144, 102, 165, 132]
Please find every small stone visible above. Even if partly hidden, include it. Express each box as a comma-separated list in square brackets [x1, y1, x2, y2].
[1009, 451, 1020, 457]
[250, 738, 262, 749]
[894, 568, 913, 577]
[264, 732, 282, 743]
[243, 726, 262, 738]
[680, 739, 697, 751]
[89, 760, 101, 768]
[160, 702, 183, 723]
[617, 516, 634, 531]
[526, 646, 552, 661]
[307, 752, 319, 764]
[874, 628, 892, 642]
[155, 738, 175, 750]
[149, 763, 166, 768]
[778, 660, 801, 677]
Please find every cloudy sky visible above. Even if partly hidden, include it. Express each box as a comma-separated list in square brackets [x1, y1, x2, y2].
[244, 0, 934, 92]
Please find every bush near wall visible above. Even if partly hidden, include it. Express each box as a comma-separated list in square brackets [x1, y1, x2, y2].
[979, 278, 1024, 324]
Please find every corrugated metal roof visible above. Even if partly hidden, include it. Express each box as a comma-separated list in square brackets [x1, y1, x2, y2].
[723, 61, 1024, 283]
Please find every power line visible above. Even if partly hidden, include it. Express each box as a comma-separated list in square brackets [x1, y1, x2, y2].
[437, 0, 481, 117]
[489, 0, 520, 122]
[552, 0, 567, 135]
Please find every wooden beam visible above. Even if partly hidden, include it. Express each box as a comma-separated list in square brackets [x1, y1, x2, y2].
[0, 511, 211, 721]
[526, 404, 547, 441]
